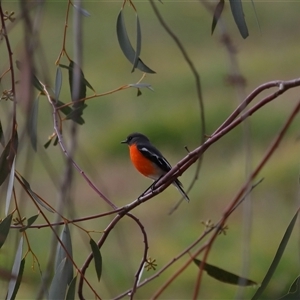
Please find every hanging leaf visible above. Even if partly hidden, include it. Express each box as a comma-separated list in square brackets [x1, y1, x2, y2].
[0, 120, 4, 146]
[65, 275, 77, 300]
[5, 157, 16, 216]
[7, 258, 25, 300]
[0, 213, 13, 249]
[211, 0, 225, 35]
[128, 83, 154, 91]
[20, 175, 54, 213]
[89, 238, 102, 282]
[229, 0, 249, 39]
[278, 276, 300, 299]
[251, 210, 299, 300]
[49, 258, 68, 300]
[194, 259, 257, 286]
[19, 214, 39, 232]
[0, 131, 18, 187]
[7, 237, 24, 300]
[116, 9, 156, 74]
[55, 66, 62, 103]
[131, 13, 142, 72]
[44, 139, 52, 149]
[15, 60, 44, 93]
[66, 61, 88, 123]
[72, 4, 91, 17]
[55, 224, 73, 285]
[27, 96, 39, 151]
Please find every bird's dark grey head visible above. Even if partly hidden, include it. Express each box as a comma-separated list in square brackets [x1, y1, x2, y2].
[121, 132, 150, 145]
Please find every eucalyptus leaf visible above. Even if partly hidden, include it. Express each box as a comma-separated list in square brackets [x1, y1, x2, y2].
[211, 0, 224, 35]
[251, 211, 299, 299]
[116, 9, 155, 74]
[65, 275, 77, 300]
[28, 96, 39, 151]
[7, 237, 24, 300]
[19, 214, 39, 232]
[0, 213, 13, 249]
[5, 157, 15, 216]
[90, 238, 102, 282]
[229, 0, 249, 38]
[194, 259, 257, 286]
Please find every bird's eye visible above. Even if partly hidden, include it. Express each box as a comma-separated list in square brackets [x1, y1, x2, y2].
[127, 136, 132, 141]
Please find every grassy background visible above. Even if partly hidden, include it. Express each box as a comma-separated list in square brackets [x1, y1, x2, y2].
[1, 1, 300, 299]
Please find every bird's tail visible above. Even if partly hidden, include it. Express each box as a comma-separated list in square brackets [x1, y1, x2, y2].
[173, 179, 190, 202]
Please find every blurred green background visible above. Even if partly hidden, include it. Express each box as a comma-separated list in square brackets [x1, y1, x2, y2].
[1, 1, 300, 299]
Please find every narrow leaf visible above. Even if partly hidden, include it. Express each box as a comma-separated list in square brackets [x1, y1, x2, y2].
[251, 211, 299, 300]
[89, 238, 102, 282]
[68, 60, 87, 123]
[116, 10, 155, 74]
[229, 0, 249, 39]
[278, 276, 300, 299]
[73, 4, 91, 17]
[8, 258, 25, 300]
[65, 275, 77, 300]
[0, 132, 18, 187]
[55, 66, 62, 102]
[7, 237, 23, 300]
[28, 96, 39, 151]
[55, 224, 73, 284]
[49, 258, 68, 300]
[0, 120, 4, 146]
[19, 214, 39, 232]
[0, 213, 13, 248]
[20, 175, 54, 212]
[131, 13, 142, 72]
[128, 83, 154, 91]
[5, 157, 16, 216]
[194, 259, 257, 286]
[44, 139, 52, 149]
[250, 0, 261, 34]
[15, 60, 44, 92]
[211, 0, 225, 35]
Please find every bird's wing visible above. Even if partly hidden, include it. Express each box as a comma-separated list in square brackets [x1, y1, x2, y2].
[137, 144, 172, 173]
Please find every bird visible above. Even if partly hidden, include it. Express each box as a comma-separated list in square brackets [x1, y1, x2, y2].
[121, 132, 189, 202]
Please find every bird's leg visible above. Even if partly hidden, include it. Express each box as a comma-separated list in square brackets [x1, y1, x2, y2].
[138, 177, 163, 199]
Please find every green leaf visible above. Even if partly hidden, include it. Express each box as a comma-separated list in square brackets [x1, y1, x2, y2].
[5, 157, 15, 216]
[7, 237, 24, 300]
[194, 259, 257, 286]
[8, 258, 25, 300]
[55, 66, 62, 103]
[229, 0, 249, 39]
[67, 60, 88, 123]
[55, 224, 73, 285]
[131, 13, 142, 72]
[0, 132, 18, 187]
[19, 214, 39, 232]
[0, 120, 5, 146]
[211, 0, 224, 35]
[65, 275, 77, 300]
[0, 213, 13, 249]
[251, 211, 299, 300]
[20, 175, 54, 213]
[15, 60, 44, 92]
[72, 4, 91, 17]
[49, 258, 68, 300]
[28, 96, 39, 151]
[128, 83, 154, 91]
[89, 238, 102, 282]
[44, 139, 52, 149]
[116, 9, 156, 74]
[278, 276, 300, 299]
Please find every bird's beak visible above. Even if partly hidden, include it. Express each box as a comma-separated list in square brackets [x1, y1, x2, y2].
[121, 138, 128, 144]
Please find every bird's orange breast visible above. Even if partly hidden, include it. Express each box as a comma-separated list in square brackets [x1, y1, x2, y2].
[129, 144, 159, 179]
